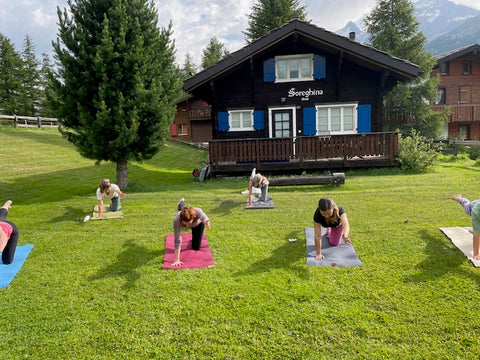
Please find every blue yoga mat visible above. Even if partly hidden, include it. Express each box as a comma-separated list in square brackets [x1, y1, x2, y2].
[0, 244, 33, 288]
[305, 227, 362, 267]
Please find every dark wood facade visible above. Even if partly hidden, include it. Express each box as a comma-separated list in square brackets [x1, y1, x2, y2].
[431, 44, 480, 140]
[183, 20, 418, 174]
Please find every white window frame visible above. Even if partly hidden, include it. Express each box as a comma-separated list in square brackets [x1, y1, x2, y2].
[228, 109, 254, 131]
[268, 106, 296, 138]
[315, 103, 358, 135]
[275, 54, 313, 83]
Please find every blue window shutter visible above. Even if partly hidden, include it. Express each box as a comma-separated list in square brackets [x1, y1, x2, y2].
[253, 110, 264, 130]
[217, 111, 229, 131]
[303, 107, 317, 136]
[313, 55, 326, 79]
[357, 104, 371, 133]
[263, 58, 275, 82]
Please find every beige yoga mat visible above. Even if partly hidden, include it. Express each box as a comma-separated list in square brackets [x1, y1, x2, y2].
[439, 227, 480, 267]
[91, 205, 124, 220]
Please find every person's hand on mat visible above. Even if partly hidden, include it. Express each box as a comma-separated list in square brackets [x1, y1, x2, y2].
[315, 254, 324, 260]
[172, 260, 183, 266]
[205, 219, 211, 228]
[343, 236, 352, 245]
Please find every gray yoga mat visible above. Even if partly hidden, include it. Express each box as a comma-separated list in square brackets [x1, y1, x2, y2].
[305, 227, 362, 267]
[245, 196, 274, 209]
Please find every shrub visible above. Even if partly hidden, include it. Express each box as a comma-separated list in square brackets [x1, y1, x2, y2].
[398, 129, 438, 171]
[468, 146, 480, 160]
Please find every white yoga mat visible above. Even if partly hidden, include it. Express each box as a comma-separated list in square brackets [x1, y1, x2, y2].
[439, 226, 480, 267]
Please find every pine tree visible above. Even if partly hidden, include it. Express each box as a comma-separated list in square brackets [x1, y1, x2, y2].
[364, 0, 445, 138]
[201, 37, 229, 70]
[19, 35, 41, 116]
[181, 53, 197, 79]
[0, 33, 22, 115]
[38, 53, 58, 118]
[53, 0, 182, 188]
[243, 0, 307, 43]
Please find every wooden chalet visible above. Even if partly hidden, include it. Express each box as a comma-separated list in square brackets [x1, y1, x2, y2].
[171, 95, 212, 143]
[431, 44, 480, 140]
[183, 20, 419, 175]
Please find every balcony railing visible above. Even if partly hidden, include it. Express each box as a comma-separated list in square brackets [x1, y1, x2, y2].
[432, 104, 480, 123]
[208, 132, 398, 172]
[187, 108, 211, 120]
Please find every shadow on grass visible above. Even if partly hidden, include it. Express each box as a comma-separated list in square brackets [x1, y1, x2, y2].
[209, 198, 240, 216]
[48, 206, 90, 223]
[0, 163, 197, 205]
[234, 231, 309, 279]
[404, 229, 480, 285]
[89, 239, 162, 289]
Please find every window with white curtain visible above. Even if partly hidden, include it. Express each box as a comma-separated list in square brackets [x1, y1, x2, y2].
[316, 104, 357, 134]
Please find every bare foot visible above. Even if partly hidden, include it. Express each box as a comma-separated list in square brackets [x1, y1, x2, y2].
[2, 200, 12, 209]
[452, 194, 462, 201]
[474, 255, 480, 260]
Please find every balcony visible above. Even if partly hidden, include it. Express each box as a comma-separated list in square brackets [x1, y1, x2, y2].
[187, 108, 211, 121]
[432, 104, 480, 123]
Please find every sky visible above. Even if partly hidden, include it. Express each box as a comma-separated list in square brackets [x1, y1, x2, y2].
[0, 0, 479, 68]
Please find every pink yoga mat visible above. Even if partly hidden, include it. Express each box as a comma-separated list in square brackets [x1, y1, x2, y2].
[162, 233, 215, 270]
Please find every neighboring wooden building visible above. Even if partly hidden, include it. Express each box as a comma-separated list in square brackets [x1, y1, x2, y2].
[432, 44, 480, 140]
[171, 95, 212, 143]
[183, 20, 419, 174]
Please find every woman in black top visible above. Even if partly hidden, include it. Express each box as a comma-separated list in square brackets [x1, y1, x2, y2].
[313, 197, 351, 260]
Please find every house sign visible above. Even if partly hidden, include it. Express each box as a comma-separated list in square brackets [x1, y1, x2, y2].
[288, 87, 324, 101]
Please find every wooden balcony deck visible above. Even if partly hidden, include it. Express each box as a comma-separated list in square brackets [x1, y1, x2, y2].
[208, 132, 399, 175]
[432, 104, 480, 123]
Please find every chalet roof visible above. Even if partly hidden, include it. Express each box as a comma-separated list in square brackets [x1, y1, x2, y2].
[184, 19, 419, 92]
[435, 44, 480, 63]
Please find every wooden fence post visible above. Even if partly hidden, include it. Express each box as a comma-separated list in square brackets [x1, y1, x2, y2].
[37, 117, 41, 128]
[14, 114, 17, 128]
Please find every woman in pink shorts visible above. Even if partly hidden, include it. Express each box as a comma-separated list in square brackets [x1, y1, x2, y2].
[313, 197, 352, 260]
[0, 200, 18, 264]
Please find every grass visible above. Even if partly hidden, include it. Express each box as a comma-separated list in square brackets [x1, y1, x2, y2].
[1, 127, 480, 359]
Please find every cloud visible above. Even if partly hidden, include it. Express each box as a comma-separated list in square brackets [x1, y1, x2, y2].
[1, 0, 479, 68]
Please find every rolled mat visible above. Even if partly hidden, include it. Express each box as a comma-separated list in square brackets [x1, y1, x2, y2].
[162, 233, 215, 270]
[0, 244, 34, 288]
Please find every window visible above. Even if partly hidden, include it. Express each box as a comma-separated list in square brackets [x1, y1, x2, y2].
[458, 125, 470, 140]
[229, 110, 254, 131]
[439, 62, 449, 75]
[276, 54, 313, 82]
[435, 88, 445, 104]
[463, 61, 472, 75]
[177, 124, 187, 135]
[316, 104, 357, 134]
[459, 86, 471, 104]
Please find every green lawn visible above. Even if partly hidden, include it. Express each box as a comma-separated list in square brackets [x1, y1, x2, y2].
[0, 127, 479, 359]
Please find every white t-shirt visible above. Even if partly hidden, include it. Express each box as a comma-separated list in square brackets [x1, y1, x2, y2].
[96, 184, 120, 200]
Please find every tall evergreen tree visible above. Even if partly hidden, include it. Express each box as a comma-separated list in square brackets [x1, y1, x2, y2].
[201, 37, 229, 69]
[19, 35, 41, 116]
[181, 53, 197, 79]
[0, 34, 22, 115]
[38, 53, 58, 117]
[243, 0, 307, 43]
[53, 0, 182, 188]
[364, 0, 445, 138]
